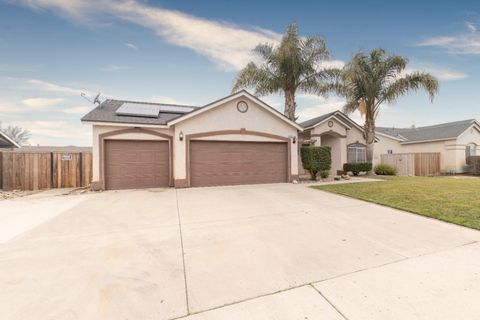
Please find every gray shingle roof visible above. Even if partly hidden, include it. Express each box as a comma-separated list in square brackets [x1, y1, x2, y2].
[377, 119, 477, 142]
[81, 99, 199, 126]
[299, 111, 338, 129]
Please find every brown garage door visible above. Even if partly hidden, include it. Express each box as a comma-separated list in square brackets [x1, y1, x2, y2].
[190, 140, 288, 187]
[105, 140, 170, 190]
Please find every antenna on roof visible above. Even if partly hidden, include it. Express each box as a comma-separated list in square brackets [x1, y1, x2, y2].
[80, 92, 103, 106]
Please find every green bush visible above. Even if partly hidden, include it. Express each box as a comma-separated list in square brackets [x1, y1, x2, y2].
[343, 162, 372, 176]
[374, 164, 397, 175]
[301, 146, 331, 180]
[319, 170, 330, 179]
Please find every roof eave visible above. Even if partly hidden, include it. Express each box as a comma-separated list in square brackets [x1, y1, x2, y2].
[400, 137, 457, 144]
[0, 131, 20, 148]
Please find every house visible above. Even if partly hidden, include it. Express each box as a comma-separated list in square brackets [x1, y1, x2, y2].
[375, 119, 480, 173]
[298, 111, 374, 175]
[81, 90, 302, 190]
[0, 131, 20, 149]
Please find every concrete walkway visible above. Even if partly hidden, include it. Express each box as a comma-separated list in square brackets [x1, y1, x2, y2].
[0, 183, 478, 319]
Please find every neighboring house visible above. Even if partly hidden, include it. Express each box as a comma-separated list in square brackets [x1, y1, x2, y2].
[81, 90, 302, 190]
[0, 130, 20, 149]
[298, 111, 374, 175]
[375, 119, 480, 173]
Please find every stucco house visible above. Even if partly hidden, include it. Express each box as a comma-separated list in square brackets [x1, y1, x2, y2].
[0, 131, 20, 149]
[375, 119, 480, 173]
[81, 90, 302, 190]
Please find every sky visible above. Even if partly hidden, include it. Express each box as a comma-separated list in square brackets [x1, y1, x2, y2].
[0, 0, 479, 146]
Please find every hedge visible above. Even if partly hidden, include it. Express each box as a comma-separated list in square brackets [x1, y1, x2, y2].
[343, 162, 372, 176]
[300, 146, 331, 180]
[466, 156, 480, 175]
[374, 164, 396, 175]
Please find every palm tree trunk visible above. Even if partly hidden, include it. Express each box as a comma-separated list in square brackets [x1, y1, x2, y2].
[284, 89, 296, 121]
[364, 115, 375, 169]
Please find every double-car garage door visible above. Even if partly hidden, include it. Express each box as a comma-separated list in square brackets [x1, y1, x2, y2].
[104, 139, 288, 189]
[189, 141, 288, 187]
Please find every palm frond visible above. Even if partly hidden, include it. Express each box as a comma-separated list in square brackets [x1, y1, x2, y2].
[381, 72, 439, 105]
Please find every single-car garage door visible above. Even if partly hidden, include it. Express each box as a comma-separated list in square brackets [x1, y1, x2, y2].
[190, 140, 288, 187]
[105, 140, 170, 190]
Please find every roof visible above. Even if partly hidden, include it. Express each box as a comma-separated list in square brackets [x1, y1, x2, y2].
[299, 111, 337, 129]
[0, 130, 20, 148]
[81, 99, 199, 126]
[168, 90, 303, 130]
[82, 90, 303, 131]
[376, 119, 479, 143]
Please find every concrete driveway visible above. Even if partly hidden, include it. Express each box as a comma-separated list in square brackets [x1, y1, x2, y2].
[0, 183, 479, 320]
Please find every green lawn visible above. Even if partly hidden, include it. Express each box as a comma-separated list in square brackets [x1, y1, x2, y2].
[313, 176, 480, 230]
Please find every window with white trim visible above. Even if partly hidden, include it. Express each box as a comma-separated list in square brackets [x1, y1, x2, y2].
[347, 143, 367, 163]
[466, 143, 477, 158]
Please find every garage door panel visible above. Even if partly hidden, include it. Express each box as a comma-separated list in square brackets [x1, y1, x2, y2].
[190, 141, 288, 187]
[105, 140, 170, 190]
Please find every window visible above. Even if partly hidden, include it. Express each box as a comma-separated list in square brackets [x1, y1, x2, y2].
[347, 143, 367, 163]
[387, 149, 393, 154]
[466, 143, 477, 158]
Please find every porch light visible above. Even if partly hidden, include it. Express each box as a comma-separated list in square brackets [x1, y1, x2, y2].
[290, 136, 296, 144]
[179, 131, 184, 141]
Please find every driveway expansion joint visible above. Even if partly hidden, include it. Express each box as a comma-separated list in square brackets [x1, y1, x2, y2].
[309, 284, 349, 320]
[175, 189, 191, 315]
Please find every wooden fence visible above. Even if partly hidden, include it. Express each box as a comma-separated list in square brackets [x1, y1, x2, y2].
[380, 153, 440, 176]
[0, 151, 92, 191]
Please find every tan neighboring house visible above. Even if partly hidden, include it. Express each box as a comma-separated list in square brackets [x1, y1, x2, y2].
[375, 119, 480, 173]
[81, 90, 302, 190]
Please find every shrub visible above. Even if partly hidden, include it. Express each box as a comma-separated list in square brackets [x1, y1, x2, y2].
[343, 162, 373, 176]
[466, 156, 480, 175]
[301, 146, 331, 180]
[374, 164, 397, 175]
[319, 170, 330, 179]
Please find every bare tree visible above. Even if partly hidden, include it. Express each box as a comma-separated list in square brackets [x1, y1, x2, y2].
[0, 124, 31, 145]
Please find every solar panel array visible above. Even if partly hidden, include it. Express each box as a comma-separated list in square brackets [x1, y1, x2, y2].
[116, 102, 195, 118]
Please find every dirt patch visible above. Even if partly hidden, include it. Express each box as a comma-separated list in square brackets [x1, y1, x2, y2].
[0, 190, 43, 201]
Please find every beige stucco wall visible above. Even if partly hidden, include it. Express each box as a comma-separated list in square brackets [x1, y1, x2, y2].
[91, 125, 173, 181]
[373, 134, 403, 166]
[173, 97, 299, 181]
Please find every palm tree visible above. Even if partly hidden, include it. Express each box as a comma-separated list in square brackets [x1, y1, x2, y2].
[332, 48, 439, 165]
[232, 23, 335, 121]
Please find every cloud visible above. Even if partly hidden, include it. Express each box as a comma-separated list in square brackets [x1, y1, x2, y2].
[22, 97, 64, 108]
[404, 64, 468, 81]
[417, 22, 480, 55]
[296, 96, 346, 122]
[16, 0, 282, 71]
[125, 42, 138, 50]
[99, 64, 129, 71]
[4, 120, 92, 146]
[25, 79, 89, 95]
[466, 22, 477, 33]
[63, 106, 92, 114]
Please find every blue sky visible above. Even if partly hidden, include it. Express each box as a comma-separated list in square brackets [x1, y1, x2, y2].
[1, 0, 479, 146]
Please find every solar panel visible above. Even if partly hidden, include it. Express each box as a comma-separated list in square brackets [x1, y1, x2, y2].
[116, 102, 195, 118]
[158, 105, 195, 113]
[116, 103, 161, 118]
